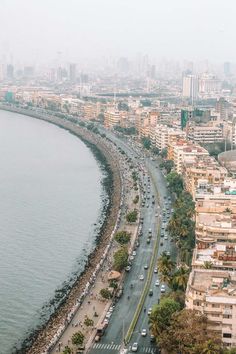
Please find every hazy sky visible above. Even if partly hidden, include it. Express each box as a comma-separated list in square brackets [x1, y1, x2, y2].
[0, 0, 235, 64]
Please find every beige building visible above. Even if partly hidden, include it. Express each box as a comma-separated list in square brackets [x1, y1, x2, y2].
[183, 155, 227, 199]
[104, 109, 121, 128]
[172, 143, 209, 174]
[187, 123, 223, 143]
[185, 269, 236, 347]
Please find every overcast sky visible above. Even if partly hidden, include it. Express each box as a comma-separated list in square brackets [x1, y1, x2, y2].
[0, 0, 234, 65]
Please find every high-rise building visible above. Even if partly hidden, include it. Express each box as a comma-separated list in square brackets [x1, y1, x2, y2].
[6, 64, 14, 80]
[69, 63, 76, 82]
[216, 97, 229, 121]
[224, 62, 231, 77]
[23, 66, 34, 78]
[198, 73, 221, 94]
[182, 74, 198, 101]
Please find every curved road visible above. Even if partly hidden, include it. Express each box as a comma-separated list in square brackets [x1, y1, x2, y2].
[89, 130, 175, 354]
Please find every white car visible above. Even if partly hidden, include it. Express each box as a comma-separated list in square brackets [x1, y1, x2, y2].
[154, 268, 158, 273]
[155, 280, 160, 286]
[166, 251, 170, 256]
[164, 235, 168, 240]
[141, 329, 147, 336]
[139, 274, 144, 280]
[131, 343, 138, 352]
[161, 285, 166, 293]
[148, 307, 152, 315]
[132, 250, 137, 256]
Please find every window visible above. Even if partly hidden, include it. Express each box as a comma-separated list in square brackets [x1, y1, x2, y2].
[212, 304, 220, 308]
[225, 305, 233, 309]
[223, 315, 232, 319]
[223, 333, 232, 338]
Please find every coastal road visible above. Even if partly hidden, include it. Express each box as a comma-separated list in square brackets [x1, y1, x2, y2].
[89, 130, 174, 354]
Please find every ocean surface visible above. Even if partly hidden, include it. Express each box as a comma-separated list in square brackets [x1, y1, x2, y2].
[0, 111, 104, 353]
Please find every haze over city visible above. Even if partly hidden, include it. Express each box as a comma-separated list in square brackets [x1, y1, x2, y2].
[0, 0, 235, 65]
[1, 1, 236, 354]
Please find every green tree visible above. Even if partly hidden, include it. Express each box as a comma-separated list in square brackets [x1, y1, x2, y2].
[71, 331, 84, 346]
[118, 102, 129, 111]
[114, 231, 131, 245]
[141, 137, 151, 150]
[166, 172, 184, 196]
[203, 261, 213, 269]
[100, 288, 112, 299]
[157, 252, 175, 283]
[84, 316, 94, 327]
[113, 247, 129, 271]
[63, 346, 72, 354]
[171, 266, 190, 291]
[152, 147, 160, 155]
[160, 148, 168, 159]
[160, 160, 174, 174]
[126, 210, 138, 222]
[97, 113, 105, 122]
[159, 309, 222, 354]
[149, 298, 180, 338]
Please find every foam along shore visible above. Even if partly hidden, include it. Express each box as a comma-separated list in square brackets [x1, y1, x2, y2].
[0, 105, 123, 354]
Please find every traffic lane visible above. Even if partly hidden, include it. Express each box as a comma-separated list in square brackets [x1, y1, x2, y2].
[99, 206, 157, 343]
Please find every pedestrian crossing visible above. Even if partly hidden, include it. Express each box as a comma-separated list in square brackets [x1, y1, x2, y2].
[92, 343, 121, 350]
[92, 342, 156, 353]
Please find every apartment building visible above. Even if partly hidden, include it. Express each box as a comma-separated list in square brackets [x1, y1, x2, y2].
[187, 123, 223, 143]
[172, 143, 208, 174]
[185, 269, 236, 347]
[183, 155, 227, 199]
[104, 109, 121, 128]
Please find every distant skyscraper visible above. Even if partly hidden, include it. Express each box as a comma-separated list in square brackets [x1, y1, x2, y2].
[69, 63, 76, 82]
[117, 57, 129, 74]
[182, 74, 198, 102]
[57, 67, 63, 82]
[23, 66, 34, 78]
[224, 62, 231, 77]
[6, 64, 14, 80]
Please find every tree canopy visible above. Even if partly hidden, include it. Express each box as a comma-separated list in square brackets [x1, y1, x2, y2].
[71, 331, 84, 346]
[114, 231, 131, 245]
[158, 309, 223, 354]
[166, 171, 184, 196]
[113, 247, 129, 271]
[141, 137, 151, 150]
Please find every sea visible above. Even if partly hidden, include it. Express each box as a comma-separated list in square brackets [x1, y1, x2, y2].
[0, 110, 104, 353]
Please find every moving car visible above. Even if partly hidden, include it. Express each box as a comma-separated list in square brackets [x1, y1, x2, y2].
[161, 285, 166, 293]
[139, 274, 144, 280]
[154, 268, 158, 273]
[144, 264, 149, 270]
[148, 307, 152, 315]
[149, 289, 153, 296]
[155, 280, 160, 286]
[131, 343, 138, 352]
[141, 329, 147, 336]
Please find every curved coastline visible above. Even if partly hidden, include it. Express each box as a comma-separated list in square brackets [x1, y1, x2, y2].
[0, 106, 122, 354]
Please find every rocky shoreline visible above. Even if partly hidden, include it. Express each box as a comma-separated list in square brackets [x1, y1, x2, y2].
[0, 106, 122, 354]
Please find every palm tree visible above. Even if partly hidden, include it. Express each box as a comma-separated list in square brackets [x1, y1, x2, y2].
[171, 266, 190, 291]
[203, 261, 213, 269]
[157, 252, 175, 281]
